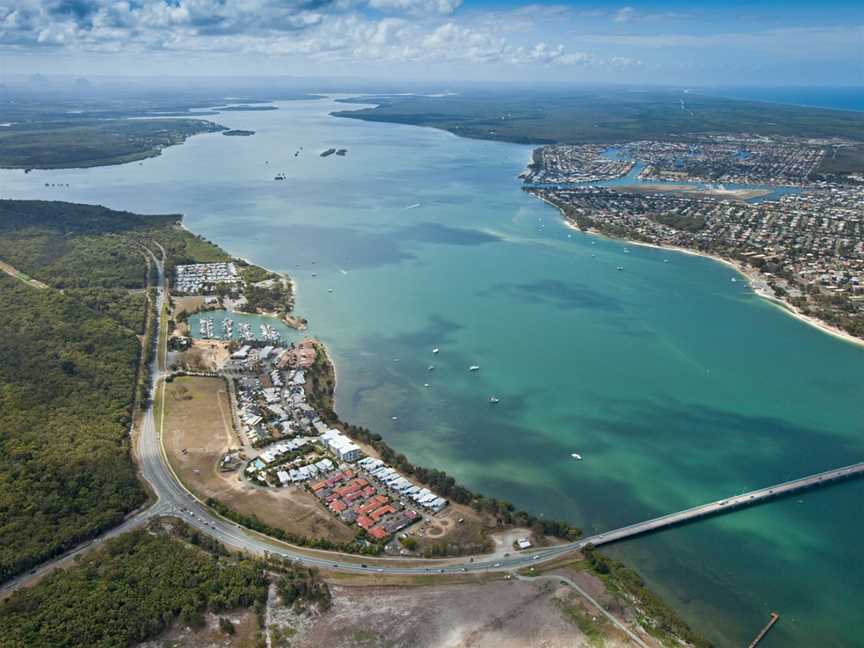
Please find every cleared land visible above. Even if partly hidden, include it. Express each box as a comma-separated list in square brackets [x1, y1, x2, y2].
[173, 339, 231, 372]
[163, 376, 355, 544]
[411, 503, 497, 556]
[0, 259, 48, 289]
[270, 579, 633, 648]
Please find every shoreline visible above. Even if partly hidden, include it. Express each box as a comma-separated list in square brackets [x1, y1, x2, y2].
[175, 220, 305, 330]
[549, 202, 864, 351]
[199, 242, 705, 647]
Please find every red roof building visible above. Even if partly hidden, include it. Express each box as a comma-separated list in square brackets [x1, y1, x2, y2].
[370, 505, 396, 521]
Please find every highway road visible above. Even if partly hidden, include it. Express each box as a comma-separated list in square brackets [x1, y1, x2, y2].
[4, 245, 863, 596]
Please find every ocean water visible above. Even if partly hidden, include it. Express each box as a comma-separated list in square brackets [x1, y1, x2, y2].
[700, 86, 864, 112]
[2, 97, 864, 647]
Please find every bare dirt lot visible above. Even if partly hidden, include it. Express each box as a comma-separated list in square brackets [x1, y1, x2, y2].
[139, 609, 260, 648]
[272, 579, 632, 648]
[177, 339, 231, 372]
[163, 376, 355, 544]
[411, 503, 497, 555]
[140, 577, 640, 648]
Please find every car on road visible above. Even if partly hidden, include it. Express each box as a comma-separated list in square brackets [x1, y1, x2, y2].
[493, 563, 501, 568]
[361, 564, 368, 569]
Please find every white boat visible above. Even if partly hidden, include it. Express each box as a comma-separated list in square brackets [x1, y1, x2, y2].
[571, 453, 583, 461]
[432, 348, 440, 354]
[469, 365, 480, 372]
[489, 396, 500, 404]
[616, 266, 624, 271]
[391, 416, 398, 421]
[328, 288, 334, 293]
[424, 383, 430, 388]
[731, 277, 737, 282]
[427, 365, 435, 371]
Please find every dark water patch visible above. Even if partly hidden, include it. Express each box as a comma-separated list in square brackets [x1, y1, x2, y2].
[477, 278, 623, 313]
[366, 314, 464, 351]
[564, 396, 860, 494]
[234, 221, 499, 270]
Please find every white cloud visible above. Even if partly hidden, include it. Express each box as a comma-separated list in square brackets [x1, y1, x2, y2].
[368, 0, 462, 16]
[0, 0, 638, 70]
[613, 6, 636, 24]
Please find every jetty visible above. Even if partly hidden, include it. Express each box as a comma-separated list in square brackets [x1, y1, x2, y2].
[748, 612, 780, 647]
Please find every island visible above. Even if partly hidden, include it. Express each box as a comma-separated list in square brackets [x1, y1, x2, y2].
[216, 104, 278, 112]
[222, 129, 256, 137]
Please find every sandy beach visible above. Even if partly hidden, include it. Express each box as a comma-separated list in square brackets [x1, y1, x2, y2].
[555, 211, 864, 350]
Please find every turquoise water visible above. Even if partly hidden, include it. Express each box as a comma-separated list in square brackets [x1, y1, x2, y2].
[2, 97, 864, 647]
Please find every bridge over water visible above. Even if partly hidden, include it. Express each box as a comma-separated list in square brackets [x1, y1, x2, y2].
[577, 461, 864, 549]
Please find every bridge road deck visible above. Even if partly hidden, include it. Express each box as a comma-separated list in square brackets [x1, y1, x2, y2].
[580, 462, 864, 548]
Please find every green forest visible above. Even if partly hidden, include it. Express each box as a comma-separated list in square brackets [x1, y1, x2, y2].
[334, 90, 864, 160]
[0, 118, 225, 169]
[0, 276, 145, 582]
[0, 526, 268, 648]
[0, 200, 238, 583]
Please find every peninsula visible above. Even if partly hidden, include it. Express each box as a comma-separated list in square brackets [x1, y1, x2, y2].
[523, 138, 864, 343]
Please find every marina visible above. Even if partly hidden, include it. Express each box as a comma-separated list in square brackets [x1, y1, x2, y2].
[188, 309, 302, 343]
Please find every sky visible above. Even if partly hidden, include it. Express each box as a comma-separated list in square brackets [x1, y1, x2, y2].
[0, 0, 862, 85]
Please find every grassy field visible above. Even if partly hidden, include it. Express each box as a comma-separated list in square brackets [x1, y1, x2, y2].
[0, 118, 225, 169]
[334, 89, 864, 150]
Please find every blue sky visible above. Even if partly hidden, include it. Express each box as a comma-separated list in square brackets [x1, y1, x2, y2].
[1, 1, 861, 85]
